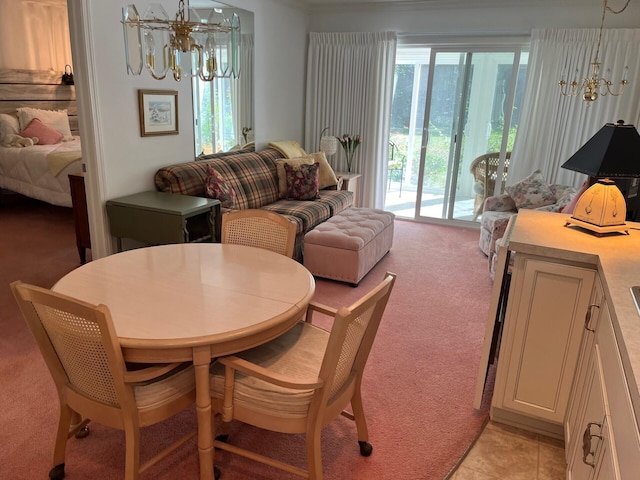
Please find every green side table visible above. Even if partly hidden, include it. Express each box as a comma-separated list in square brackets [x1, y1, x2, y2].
[106, 191, 221, 252]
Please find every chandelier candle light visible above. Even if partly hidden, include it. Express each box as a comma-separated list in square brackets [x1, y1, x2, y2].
[338, 134, 361, 173]
[558, 0, 630, 102]
[122, 0, 241, 82]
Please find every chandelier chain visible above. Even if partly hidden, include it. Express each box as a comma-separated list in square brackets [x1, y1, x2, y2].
[606, 0, 631, 15]
[177, 0, 186, 22]
[558, 0, 631, 102]
[595, 0, 631, 62]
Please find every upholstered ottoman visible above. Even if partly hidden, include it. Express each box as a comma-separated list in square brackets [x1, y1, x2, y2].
[304, 208, 395, 286]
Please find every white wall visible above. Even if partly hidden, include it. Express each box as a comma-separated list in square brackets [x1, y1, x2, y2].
[230, 0, 309, 146]
[68, 0, 309, 259]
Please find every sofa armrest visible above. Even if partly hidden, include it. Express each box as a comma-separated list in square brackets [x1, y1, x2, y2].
[482, 194, 517, 213]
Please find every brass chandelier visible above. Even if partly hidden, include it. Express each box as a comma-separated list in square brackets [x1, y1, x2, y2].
[559, 0, 630, 102]
[122, 0, 241, 82]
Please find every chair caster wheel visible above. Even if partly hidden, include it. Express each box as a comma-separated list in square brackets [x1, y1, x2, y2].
[75, 425, 90, 438]
[214, 465, 221, 479]
[49, 463, 65, 480]
[358, 440, 373, 457]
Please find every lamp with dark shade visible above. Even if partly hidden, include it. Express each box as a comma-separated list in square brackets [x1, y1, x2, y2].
[561, 120, 640, 235]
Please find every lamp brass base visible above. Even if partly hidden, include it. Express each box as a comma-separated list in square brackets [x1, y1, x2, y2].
[564, 217, 629, 236]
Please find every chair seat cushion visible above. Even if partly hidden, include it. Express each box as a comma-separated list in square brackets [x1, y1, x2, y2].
[210, 322, 329, 418]
[133, 364, 195, 411]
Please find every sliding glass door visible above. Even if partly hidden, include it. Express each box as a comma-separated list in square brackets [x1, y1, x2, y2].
[386, 45, 528, 223]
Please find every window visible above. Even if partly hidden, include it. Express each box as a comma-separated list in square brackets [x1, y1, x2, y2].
[386, 42, 529, 223]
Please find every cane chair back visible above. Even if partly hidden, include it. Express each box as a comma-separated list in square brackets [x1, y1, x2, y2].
[11, 281, 196, 480]
[221, 209, 297, 258]
[470, 151, 511, 220]
[210, 272, 397, 479]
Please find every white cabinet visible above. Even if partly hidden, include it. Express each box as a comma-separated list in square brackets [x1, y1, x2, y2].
[474, 210, 640, 477]
[565, 276, 605, 462]
[566, 341, 615, 479]
[491, 253, 595, 435]
[565, 274, 640, 480]
[598, 312, 640, 479]
[566, 295, 640, 480]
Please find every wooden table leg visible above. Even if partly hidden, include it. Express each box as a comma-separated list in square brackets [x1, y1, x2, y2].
[193, 345, 215, 480]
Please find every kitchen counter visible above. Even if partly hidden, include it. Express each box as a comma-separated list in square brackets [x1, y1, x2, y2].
[506, 209, 640, 426]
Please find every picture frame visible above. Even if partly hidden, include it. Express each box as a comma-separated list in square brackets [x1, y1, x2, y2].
[138, 89, 179, 137]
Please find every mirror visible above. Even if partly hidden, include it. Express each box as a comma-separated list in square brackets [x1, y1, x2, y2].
[191, 1, 254, 156]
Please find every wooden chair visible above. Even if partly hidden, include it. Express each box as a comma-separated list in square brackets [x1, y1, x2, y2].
[10, 281, 197, 480]
[221, 209, 297, 258]
[469, 151, 511, 220]
[209, 272, 397, 479]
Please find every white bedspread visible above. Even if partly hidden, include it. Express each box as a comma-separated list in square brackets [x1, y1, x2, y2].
[0, 138, 83, 207]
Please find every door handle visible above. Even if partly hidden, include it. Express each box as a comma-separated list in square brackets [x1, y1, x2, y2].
[582, 421, 602, 468]
[584, 303, 600, 332]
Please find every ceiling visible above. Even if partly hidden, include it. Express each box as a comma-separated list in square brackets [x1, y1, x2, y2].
[296, 0, 587, 6]
[184, 0, 609, 18]
[189, 0, 594, 10]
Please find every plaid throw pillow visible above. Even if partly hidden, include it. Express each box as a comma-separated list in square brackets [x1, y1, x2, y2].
[284, 162, 320, 201]
[204, 165, 236, 208]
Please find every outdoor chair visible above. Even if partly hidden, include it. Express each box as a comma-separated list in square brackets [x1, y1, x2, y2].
[221, 209, 297, 258]
[209, 272, 397, 480]
[11, 281, 197, 480]
[387, 140, 406, 196]
[470, 151, 511, 221]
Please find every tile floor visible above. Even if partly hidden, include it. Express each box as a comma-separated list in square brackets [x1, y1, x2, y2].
[448, 421, 566, 480]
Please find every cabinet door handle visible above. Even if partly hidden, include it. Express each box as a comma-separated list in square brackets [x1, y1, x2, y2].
[582, 421, 602, 467]
[584, 304, 600, 332]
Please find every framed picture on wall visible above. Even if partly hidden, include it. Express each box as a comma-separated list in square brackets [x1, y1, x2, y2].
[138, 90, 179, 136]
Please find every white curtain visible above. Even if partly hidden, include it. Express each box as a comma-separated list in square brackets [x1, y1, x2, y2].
[0, 0, 72, 71]
[232, 33, 254, 145]
[305, 32, 397, 209]
[509, 28, 640, 187]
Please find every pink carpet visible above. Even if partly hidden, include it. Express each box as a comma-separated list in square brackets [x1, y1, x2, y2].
[0, 200, 495, 480]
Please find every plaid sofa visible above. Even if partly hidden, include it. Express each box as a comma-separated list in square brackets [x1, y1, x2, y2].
[154, 148, 354, 260]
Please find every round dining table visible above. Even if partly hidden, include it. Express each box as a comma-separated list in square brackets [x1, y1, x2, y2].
[53, 242, 315, 480]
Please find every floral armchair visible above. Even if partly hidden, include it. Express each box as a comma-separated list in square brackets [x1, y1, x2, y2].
[478, 170, 578, 265]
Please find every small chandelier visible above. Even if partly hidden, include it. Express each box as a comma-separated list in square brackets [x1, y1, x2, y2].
[122, 0, 241, 82]
[559, 0, 630, 102]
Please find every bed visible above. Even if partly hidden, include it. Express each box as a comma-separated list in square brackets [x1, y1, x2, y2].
[0, 68, 83, 207]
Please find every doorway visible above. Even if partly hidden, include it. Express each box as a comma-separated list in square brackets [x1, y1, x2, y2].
[385, 45, 528, 223]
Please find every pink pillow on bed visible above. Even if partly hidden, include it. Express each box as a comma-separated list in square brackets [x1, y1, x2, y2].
[19, 118, 63, 145]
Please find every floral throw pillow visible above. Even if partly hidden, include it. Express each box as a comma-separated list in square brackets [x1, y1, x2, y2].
[284, 162, 320, 201]
[275, 156, 315, 198]
[505, 170, 555, 210]
[204, 165, 236, 208]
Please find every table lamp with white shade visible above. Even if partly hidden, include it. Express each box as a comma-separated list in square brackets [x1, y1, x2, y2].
[319, 127, 338, 157]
